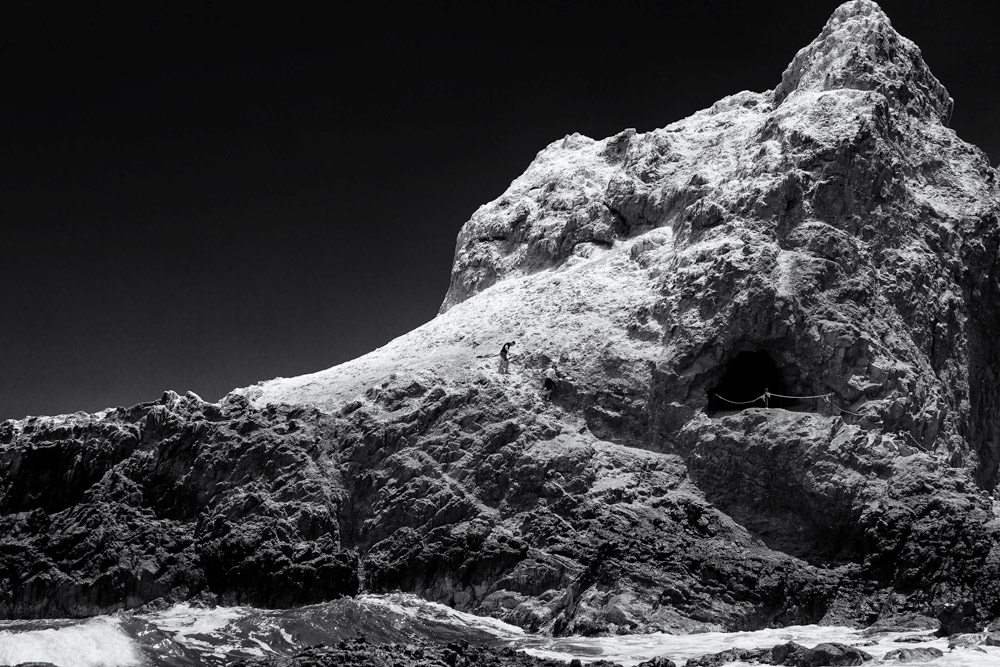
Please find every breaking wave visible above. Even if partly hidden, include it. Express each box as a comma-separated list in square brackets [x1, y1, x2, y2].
[0, 617, 142, 667]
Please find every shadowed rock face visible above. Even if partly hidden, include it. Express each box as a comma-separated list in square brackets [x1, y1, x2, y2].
[3, 0, 1000, 635]
[0, 392, 358, 617]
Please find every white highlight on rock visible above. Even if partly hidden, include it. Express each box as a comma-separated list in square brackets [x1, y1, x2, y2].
[358, 592, 527, 637]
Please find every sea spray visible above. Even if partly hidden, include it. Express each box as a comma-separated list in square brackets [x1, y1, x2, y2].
[0, 616, 142, 667]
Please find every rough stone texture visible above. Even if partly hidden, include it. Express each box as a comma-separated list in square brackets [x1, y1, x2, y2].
[684, 641, 874, 666]
[0, 391, 358, 617]
[3, 0, 1000, 638]
[634, 658, 676, 667]
[772, 1, 954, 124]
[860, 613, 938, 634]
[881, 647, 944, 662]
[685, 646, 774, 666]
[233, 635, 575, 667]
[944, 633, 986, 650]
[795, 643, 872, 665]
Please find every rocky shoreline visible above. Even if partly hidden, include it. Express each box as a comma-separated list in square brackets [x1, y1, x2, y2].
[229, 634, 868, 667]
[227, 631, 979, 667]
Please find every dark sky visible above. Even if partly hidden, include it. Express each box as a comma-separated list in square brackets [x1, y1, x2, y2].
[2, 1, 997, 421]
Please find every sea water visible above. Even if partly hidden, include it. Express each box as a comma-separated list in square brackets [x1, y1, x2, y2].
[0, 594, 995, 666]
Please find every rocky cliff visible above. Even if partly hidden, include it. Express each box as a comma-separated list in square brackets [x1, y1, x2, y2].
[3, 0, 1000, 636]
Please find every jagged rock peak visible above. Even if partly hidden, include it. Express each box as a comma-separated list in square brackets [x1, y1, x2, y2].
[774, 0, 953, 124]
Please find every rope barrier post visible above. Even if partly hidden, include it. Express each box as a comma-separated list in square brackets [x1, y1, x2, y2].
[763, 388, 769, 409]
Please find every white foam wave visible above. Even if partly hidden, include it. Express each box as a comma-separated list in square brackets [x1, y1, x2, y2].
[520, 625, 1000, 667]
[138, 602, 245, 640]
[0, 617, 142, 667]
[131, 603, 281, 662]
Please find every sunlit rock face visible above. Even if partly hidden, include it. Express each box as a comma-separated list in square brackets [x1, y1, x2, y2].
[440, 0, 998, 475]
[3, 0, 1000, 635]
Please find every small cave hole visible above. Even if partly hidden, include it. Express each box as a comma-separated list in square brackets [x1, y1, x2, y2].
[707, 350, 800, 412]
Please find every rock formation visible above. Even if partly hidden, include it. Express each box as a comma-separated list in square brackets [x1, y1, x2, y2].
[0, 392, 358, 617]
[233, 636, 590, 667]
[3, 0, 1000, 637]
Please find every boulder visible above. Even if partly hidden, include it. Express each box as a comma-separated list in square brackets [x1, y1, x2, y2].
[635, 658, 677, 667]
[795, 643, 872, 666]
[881, 647, 944, 662]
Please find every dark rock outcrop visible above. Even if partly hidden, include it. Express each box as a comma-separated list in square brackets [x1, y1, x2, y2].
[685, 646, 774, 667]
[3, 0, 1000, 639]
[881, 647, 944, 662]
[233, 635, 579, 667]
[685, 641, 873, 666]
[795, 643, 872, 665]
[635, 658, 676, 667]
[0, 391, 358, 617]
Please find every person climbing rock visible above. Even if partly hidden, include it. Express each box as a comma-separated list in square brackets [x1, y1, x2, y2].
[498, 341, 515, 374]
[542, 364, 558, 401]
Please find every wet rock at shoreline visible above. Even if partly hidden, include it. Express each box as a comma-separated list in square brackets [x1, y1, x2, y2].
[795, 643, 873, 665]
[634, 658, 677, 667]
[881, 647, 944, 662]
[685, 640, 874, 666]
[233, 634, 599, 667]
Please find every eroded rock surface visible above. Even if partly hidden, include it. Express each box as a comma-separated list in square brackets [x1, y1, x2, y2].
[3, 0, 1000, 636]
[233, 635, 573, 667]
[0, 391, 358, 617]
[881, 647, 944, 663]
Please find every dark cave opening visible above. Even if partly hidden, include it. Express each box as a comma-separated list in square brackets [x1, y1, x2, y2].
[707, 350, 800, 412]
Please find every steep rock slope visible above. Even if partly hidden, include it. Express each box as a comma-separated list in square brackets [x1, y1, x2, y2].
[3, 0, 1000, 634]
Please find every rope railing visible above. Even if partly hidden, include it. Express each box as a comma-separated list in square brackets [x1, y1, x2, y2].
[714, 388, 868, 417]
[713, 394, 767, 406]
[904, 431, 930, 452]
[714, 389, 933, 453]
[767, 390, 834, 400]
[821, 395, 867, 417]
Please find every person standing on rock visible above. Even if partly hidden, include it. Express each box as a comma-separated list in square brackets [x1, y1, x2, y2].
[498, 341, 515, 374]
[542, 364, 558, 401]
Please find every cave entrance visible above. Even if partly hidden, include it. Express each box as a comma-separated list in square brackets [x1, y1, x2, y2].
[707, 350, 799, 412]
